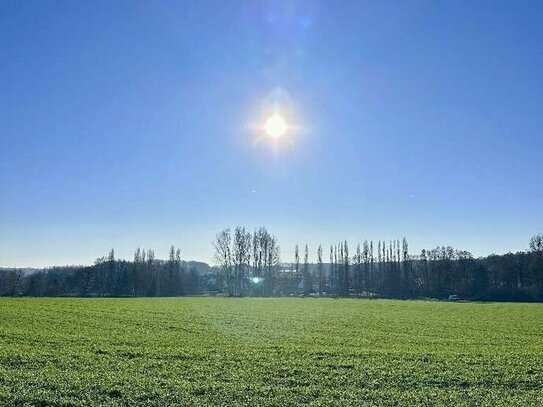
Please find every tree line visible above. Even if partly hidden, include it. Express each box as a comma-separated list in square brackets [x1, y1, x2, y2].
[1, 231, 542, 301]
[211, 228, 543, 301]
[0, 246, 200, 297]
[214, 226, 281, 297]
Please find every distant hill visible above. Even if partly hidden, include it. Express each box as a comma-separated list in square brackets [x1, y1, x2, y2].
[0, 262, 212, 275]
[183, 261, 211, 275]
[0, 267, 39, 275]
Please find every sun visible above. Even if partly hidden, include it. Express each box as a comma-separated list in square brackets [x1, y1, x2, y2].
[263, 114, 288, 139]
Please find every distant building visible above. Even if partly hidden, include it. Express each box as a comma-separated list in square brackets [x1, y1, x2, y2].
[448, 294, 459, 301]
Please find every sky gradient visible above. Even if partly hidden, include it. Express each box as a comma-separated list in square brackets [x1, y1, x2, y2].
[1, 0, 542, 267]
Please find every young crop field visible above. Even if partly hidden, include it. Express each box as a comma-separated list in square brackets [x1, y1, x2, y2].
[0, 298, 542, 406]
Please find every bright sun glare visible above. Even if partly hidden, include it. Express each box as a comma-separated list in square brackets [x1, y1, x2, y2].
[263, 114, 288, 139]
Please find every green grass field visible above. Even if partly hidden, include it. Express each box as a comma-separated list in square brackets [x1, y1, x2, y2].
[0, 298, 542, 406]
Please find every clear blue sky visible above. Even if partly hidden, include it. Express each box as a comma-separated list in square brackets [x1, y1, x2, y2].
[1, 0, 542, 267]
